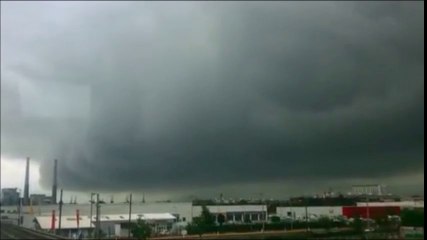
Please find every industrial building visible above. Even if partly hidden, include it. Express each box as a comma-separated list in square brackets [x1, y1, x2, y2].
[356, 201, 424, 209]
[276, 206, 343, 221]
[1, 188, 20, 206]
[21, 158, 57, 206]
[351, 184, 386, 196]
[29, 194, 52, 205]
[192, 205, 268, 224]
[276, 206, 401, 221]
[32, 212, 175, 237]
[34, 215, 94, 238]
[342, 206, 400, 219]
[91, 213, 177, 237]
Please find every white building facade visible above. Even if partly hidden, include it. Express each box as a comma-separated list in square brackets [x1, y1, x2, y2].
[92, 213, 177, 237]
[276, 206, 343, 221]
[356, 201, 424, 209]
[352, 185, 386, 195]
[34, 215, 94, 239]
[192, 205, 268, 224]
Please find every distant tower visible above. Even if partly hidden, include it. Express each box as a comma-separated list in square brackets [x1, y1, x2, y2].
[52, 159, 58, 205]
[23, 157, 30, 206]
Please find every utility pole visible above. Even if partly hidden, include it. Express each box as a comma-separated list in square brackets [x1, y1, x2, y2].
[89, 192, 95, 237]
[262, 204, 266, 233]
[305, 197, 309, 232]
[259, 193, 265, 232]
[191, 201, 194, 220]
[95, 193, 100, 239]
[366, 196, 370, 229]
[17, 197, 22, 226]
[90, 193, 94, 218]
[128, 193, 133, 238]
[94, 194, 97, 239]
[58, 189, 63, 235]
[290, 198, 293, 230]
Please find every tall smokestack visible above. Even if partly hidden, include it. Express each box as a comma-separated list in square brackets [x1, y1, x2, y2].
[23, 157, 30, 206]
[52, 159, 58, 205]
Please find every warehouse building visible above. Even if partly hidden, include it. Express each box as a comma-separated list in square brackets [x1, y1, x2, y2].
[192, 205, 268, 224]
[276, 206, 401, 221]
[92, 213, 177, 237]
[352, 184, 386, 196]
[276, 206, 342, 221]
[356, 201, 424, 209]
[29, 194, 52, 205]
[34, 215, 94, 238]
[342, 206, 400, 219]
[1, 188, 19, 206]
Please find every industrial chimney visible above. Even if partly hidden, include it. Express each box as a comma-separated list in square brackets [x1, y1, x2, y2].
[52, 159, 58, 205]
[23, 157, 30, 206]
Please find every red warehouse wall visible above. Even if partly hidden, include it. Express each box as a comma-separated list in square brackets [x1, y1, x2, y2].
[342, 206, 400, 219]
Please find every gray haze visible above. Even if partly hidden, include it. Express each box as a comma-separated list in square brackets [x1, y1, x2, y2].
[1, 2, 424, 198]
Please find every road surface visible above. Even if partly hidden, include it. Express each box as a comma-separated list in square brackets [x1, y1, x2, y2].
[0, 221, 68, 240]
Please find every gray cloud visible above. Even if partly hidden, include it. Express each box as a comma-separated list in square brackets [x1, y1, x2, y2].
[1, 2, 424, 196]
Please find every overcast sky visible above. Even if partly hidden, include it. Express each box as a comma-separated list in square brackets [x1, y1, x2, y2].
[1, 2, 424, 201]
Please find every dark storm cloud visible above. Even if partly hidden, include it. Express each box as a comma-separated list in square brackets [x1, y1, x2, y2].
[1, 2, 424, 193]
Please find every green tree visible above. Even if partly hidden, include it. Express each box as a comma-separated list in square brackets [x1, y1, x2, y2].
[351, 216, 364, 234]
[131, 219, 152, 240]
[318, 216, 332, 232]
[401, 209, 424, 227]
[271, 216, 281, 223]
[200, 205, 215, 226]
[186, 205, 216, 237]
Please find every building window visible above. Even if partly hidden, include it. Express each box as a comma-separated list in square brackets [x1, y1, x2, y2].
[234, 213, 242, 222]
